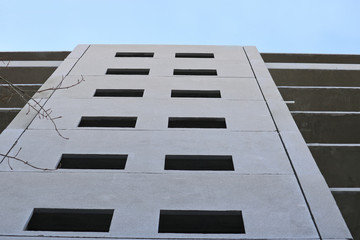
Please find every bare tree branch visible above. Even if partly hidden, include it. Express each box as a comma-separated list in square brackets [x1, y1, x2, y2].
[1, 149, 55, 171]
[0, 63, 84, 170]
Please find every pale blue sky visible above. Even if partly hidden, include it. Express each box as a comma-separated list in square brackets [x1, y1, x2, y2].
[1, 0, 359, 54]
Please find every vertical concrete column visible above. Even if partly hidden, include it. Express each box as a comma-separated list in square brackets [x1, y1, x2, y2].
[244, 46, 352, 239]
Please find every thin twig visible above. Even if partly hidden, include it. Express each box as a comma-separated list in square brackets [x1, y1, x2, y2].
[37, 75, 84, 93]
[0, 152, 55, 171]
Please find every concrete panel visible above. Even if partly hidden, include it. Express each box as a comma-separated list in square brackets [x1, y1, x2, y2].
[0, 61, 62, 67]
[294, 174, 352, 239]
[5, 99, 47, 130]
[0, 129, 23, 162]
[69, 45, 253, 77]
[333, 191, 359, 240]
[278, 132, 349, 238]
[267, 100, 300, 132]
[1, 130, 292, 174]
[32, 58, 79, 99]
[279, 87, 360, 111]
[78, 44, 249, 60]
[50, 75, 263, 100]
[0, 173, 317, 239]
[293, 112, 360, 143]
[243, 46, 283, 101]
[28, 98, 276, 131]
[270, 69, 360, 87]
[66, 44, 90, 59]
[310, 146, 360, 187]
[70, 58, 254, 78]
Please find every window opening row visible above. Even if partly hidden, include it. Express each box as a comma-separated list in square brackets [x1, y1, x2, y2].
[58, 154, 234, 171]
[106, 68, 217, 76]
[94, 89, 222, 98]
[115, 52, 215, 58]
[78, 117, 227, 129]
[26, 208, 245, 234]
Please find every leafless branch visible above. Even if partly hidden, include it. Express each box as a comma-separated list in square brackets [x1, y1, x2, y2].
[0, 64, 84, 170]
[0, 149, 55, 171]
[37, 75, 84, 93]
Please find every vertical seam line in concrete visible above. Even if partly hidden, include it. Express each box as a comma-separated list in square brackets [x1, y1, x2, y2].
[0, 45, 90, 166]
[243, 47, 322, 240]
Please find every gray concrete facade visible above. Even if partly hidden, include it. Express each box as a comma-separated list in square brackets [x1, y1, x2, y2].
[0, 45, 352, 239]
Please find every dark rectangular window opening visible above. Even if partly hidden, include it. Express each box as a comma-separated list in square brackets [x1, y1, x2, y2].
[94, 89, 144, 97]
[78, 117, 137, 128]
[168, 117, 226, 129]
[173, 69, 217, 76]
[171, 90, 221, 98]
[158, 210, 245, 234]
[26, 208, 114, 232]
[165, 155, 234, 171]
[115, 52, 154, 58]
[57, 154, 127, 170]
[175, 53, 214, 58]
[106, 68, 149, 75]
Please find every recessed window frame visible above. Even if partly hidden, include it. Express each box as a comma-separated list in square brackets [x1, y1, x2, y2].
[173, 69, 217, 76]
[171, 90, 221, 98]
[57, 154, 128, 170]
[106, 68, 150, 75]
[115, 52, 154, 58]
[168, 117, 227, 129]
[78, 116, 137, 128]
[158, 210, 245, 234]
[94, 89, 144, 97]
[25, 208, 114, 232]
[175, 53, 214, 58]
[165, 155, 234, 171]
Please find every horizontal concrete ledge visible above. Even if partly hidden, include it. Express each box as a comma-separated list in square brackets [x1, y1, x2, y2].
[291, 111, 360, 115]
[0, 61, 62, 67]
[308, 143, 360, 147]
[292, 113, 360, 143]
[331, 188, 360, 192]
[0, 108, 22, 111]
[266, 62, 360, 70]
[0, 84, 43, 87]
[0, 51, 70, 61]
[278, 86, 360, 89]
[261, 53, 360, 64]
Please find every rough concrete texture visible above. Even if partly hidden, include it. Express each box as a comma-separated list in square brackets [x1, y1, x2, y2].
[269, 69, 360, 87]
[279, 87, 360, 112]
[0, 172, 318, 239]
[333, 191, 360, 240]
[310, 146, 360, 187]
[0, 45, 352, 239]
[293, 112, 360, 143]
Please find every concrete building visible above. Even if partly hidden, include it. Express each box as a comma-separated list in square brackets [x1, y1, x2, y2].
[0, 44, 358, 240]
